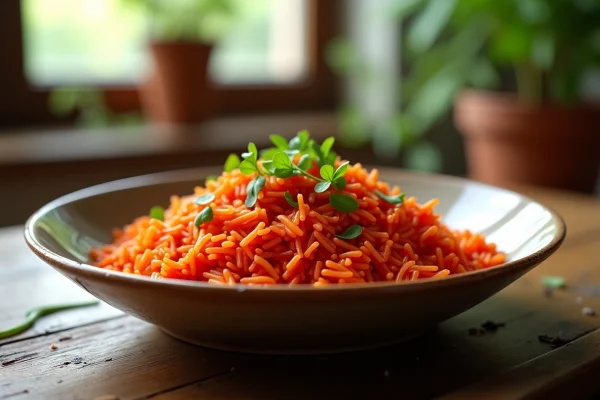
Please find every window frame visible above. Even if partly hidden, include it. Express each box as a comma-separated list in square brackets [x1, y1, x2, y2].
[0, 0, 338, 126]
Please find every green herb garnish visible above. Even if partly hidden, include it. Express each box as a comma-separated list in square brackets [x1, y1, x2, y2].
[375, 190, 406, 205]
[330, 193, 359, 213]
[149, 206, 165, 221]
[245, 175, 266, 208]
[208, 132, 370, 231]
[205, 175, 218, 183]
[224, 154, 241, 172]
[194, 206, 214, 227]
[0, 301, 99, 339]
[335, 225, 363, 240]
[270, 134, 289, 150]
[195, 193, 215, 205]
[542, 275, 566, 289]
[284, 192, 299, 208]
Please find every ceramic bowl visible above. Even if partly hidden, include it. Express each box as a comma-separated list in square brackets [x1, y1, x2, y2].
[25, 167, 565, 354]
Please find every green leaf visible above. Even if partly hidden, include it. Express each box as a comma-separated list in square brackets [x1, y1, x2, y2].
[205, 175, 218, 183]
[194, 206, 214, 227]
[314, 181, 331, 193]
[335, 225, 362, 240]
[149, 206, 165, 221]
[330, 193, 359, 213]
[407, 0, 457, 53]
[298, 130, 309, 149]
[542, 275, 566, 289]
[320, 165, 335, 182]
[248, 142, 258, 158]
[273, 152, 293, 169]
[324, 149, 337, 166]
[270, 134, 289, 150]
[195, 193, 215, 205]
[242, 142, 258, 161]
[320, 137, 335, 156]
[333, 177, 347, 190]
[333, 161, 349, 181]
[288, 136, 302, 150]
[310, 141, 325, 166]
[273, 168, 296, 178]
[375, 190, 406, 205]
[284, 192, 299, 208]
[490, 24, 533, 63]
[224, 154, 241, 172]
[297, 154, 313, 171]
[260, 147, 280, 161]
[239, 159, 257, 175]
[254, 175, 266, 193]
[245, 176, 266, 208]
[288, 130, 310, 151]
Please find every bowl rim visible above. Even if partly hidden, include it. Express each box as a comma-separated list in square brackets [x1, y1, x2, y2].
[24, 166, 567, 294]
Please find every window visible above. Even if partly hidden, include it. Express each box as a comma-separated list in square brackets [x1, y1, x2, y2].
[0, 0, 337, 126]
[21, 0, 308, 87]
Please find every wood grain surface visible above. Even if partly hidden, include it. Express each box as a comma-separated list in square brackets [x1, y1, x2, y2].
[1, 185, 600, 400]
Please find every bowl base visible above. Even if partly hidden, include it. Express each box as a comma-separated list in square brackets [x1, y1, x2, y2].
[160, 327, 434, 355]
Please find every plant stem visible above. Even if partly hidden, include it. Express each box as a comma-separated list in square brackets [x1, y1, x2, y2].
[0, 301, 99, 339]
[294, 167, 324, 182]
[515, 63, 544, 104]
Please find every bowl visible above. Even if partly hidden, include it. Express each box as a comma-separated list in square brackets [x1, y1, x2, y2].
[25, 167, 565, 354]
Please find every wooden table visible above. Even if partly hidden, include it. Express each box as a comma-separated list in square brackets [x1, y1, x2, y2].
[1, 185, 600, 400]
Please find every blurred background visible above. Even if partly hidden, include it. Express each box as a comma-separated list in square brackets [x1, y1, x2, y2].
[1, 0, 600, 227]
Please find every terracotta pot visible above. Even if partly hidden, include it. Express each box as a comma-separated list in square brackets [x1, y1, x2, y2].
[140, 41, 218, 125]
[454, 90, 600, 193]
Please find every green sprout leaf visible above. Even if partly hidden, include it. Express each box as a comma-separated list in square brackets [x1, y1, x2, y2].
[289, 130, 309, 151]
[273, 152, 293, 169]
[270, 134, 289, 149]
[284, 192, 299, 208]
[194, 206, 214, 227]
[149, 206, 165, 221]
[330, 193, 359, 213]
[245, 175, 266, 208]
[273, 168, 296, 178]
[335, 225, 363, 240]
[333, 161, 349, 181]
[260, 147, 280, 161]
[195, 193, 215, 205]
[239, 159, 257, 175]
[320, 164, 335, 182]
[333, 177, 347, 190]
[375, 190, 406, 205]
[315, 181, 331, 193]
[224, 154, 241, 172]
[242, 142, 259, 161]
[297, 154, 313, 171]
[321, 137, 335, 156]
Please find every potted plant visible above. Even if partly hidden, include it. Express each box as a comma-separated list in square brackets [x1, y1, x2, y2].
[123, 0, 235, 125]
[393, 0, 600, 193]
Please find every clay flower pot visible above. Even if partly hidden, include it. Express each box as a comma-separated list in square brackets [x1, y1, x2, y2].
[454, 90, 600, 193]
[140, 41, 218, 125]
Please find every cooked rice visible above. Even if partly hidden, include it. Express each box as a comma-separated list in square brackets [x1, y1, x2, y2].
[91, 162, 505, 285]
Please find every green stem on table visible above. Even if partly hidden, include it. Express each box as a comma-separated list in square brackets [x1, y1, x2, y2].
[0, 300, 99, 339]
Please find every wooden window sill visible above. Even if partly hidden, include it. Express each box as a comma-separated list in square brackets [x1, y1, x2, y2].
[0, 112, 338, 167]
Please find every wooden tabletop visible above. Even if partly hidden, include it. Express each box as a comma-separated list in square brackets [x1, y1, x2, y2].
[1, 185, 600, 400]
